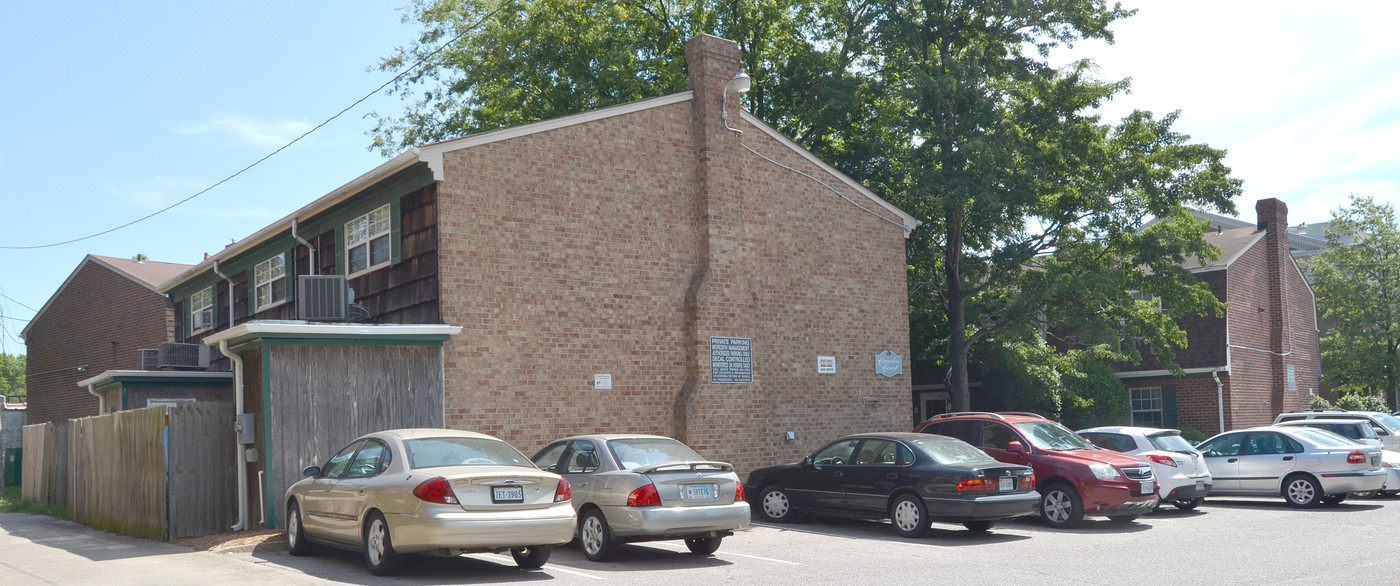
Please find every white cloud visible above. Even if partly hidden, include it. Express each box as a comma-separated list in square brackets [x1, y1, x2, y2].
[176, 114, 314, 151]
[1293, 181, 1400, 222]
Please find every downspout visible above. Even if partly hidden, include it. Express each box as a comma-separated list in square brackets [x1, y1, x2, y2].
[291, 219, 316, 275]
[212, 261, 234, 330]
[1213, 370, 1225, 434]
[218, 339, 248, 532]
[87, 384, 104, 414]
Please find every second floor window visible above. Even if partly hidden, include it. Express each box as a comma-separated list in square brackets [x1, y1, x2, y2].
[346, 204, 391, 277]
[254, 253, 286, 311]
[191, 287, 214, 332]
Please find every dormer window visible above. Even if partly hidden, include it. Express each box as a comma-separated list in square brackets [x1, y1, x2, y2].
[254, 253, 287, 311]
[346, 204, 391, 277]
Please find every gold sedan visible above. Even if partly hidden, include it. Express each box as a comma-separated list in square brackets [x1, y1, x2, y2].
[284, 428, 576, 575]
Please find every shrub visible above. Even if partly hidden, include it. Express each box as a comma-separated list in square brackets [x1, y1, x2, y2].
[1336, 391, 1388, 412]
[1178, 427, 1208, 443]
[1309, 394, 1334, 410]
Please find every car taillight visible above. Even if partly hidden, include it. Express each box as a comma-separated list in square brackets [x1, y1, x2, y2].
[1023, 475, 1036, 489]
[955, 478, 996, 492]
[1146, 454, 1178, 467]
[554, 477, 572, 502]
[412, 476, 459, 505]
[628, 483, 661, 506]
[735, 482, 746, 502]
[1348, 451, 1366, 464]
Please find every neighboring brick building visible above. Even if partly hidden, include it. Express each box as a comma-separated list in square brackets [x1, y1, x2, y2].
[135, 34, 916, 525]
[1114, 198, 1320, 435]
[20, 255, 190, 424]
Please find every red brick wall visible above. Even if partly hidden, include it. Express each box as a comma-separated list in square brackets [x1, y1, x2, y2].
[1123, 375, 1225, 435]
[24, 260, 174, 424]
[436, 37, 910, 476]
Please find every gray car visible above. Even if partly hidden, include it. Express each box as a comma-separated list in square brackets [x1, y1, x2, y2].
[532, 434, 750, 561]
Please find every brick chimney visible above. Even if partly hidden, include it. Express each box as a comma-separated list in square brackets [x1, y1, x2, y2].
[1256, 198, 1290, 413]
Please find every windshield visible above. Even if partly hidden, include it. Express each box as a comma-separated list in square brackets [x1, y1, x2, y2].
[1147, 433, 1197, 453]
[1374, 413, 1400, 433]
[911, 438, 997, 465]
[1293, 428, 1355, 448]
[1014, 421, 1095, 451]
[404, 437, 534, 469]
[608, 438, 704, 471]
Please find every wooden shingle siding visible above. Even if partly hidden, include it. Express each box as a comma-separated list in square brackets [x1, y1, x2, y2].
[347, 183, 440, 324]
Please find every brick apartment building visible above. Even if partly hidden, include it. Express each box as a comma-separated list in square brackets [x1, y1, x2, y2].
[14, 34, 916, 527]
[1113, 198, 1320, 435]
[21, 255, 190, 424]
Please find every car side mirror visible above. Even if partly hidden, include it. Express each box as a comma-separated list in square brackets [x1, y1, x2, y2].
[303, 465, 322, 477]
[1006, 441, 1025, 455]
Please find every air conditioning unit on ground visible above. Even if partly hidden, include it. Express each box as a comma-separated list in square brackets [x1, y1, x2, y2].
[297, 274, 351, 322]
[138, 349, 159, 370]
[157, 342, 210, 370]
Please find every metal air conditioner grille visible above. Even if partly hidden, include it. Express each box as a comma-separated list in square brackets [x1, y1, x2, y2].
[297, 275, 349, 322]
[138, 349, 159, 371]
[157, 342, 210, 370]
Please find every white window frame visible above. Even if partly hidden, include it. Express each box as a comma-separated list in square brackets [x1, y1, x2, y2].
[1130, 387, 1164, 428]
[190, 287, 214, 333]
[345, 204, 392, 278]
[254, 253, 287, 311]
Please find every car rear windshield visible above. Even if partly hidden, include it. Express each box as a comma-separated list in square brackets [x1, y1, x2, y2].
[1147, 433, 1197, 452]
[910, 438, 997, 465]
[404, 437, 534, 469]
[1292, 428, 1356, 448]
[1373, 413, 1400, 433]
[1014, 421, 1095, 450]
[608, 438, 704, 471]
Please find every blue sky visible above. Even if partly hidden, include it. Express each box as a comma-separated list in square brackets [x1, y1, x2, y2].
[2, 1, 1397, 355]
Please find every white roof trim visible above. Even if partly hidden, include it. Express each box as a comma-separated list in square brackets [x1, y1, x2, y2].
[1114, 366, 1229, 379]
[740, 111, 920, 234]
[77, 369, 234, 388]
[415, 92, 695, 180]
[202, 321, 462, 345]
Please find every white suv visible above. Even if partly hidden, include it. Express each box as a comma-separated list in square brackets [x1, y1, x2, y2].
[1273, 410, 1400, 452]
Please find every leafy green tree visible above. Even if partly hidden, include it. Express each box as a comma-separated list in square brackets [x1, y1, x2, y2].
[1335, 391, 1388, 412]
[373, 0, 1240, 411]
[1305, 195, 1400, 410]
[0, 353, 24, 403]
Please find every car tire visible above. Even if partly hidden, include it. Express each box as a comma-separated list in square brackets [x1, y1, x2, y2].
[1282, 474, 1323, 508]
[961, 520, 994, 533]
[684, 537, 722, 555]
[579, 509, 619, 562]
[511, 546, 551, 569]
[889, 494, 930, 538]
[363, 511, 403, 576]
[758, 485, 796, 523]
[1321, 494, 1347, 506]
[1172, 497, 1204, 511]
[1107, 514, 1138, 524]
[286, 501, 313, 556]
[1038, 483, 1084, 529]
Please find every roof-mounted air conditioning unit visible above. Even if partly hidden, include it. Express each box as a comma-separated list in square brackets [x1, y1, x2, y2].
[157, 342, 210, 370]
[297, 274, 350, 322]
[138, 349, 159, 371]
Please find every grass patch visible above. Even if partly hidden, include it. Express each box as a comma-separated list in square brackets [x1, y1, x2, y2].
[0, 485, 69, 518]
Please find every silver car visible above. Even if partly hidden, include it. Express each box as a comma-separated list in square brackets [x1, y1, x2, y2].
[1195, 426, 1386, 507]
[284, 429, 576, 575]
[532, 434, 750, 561]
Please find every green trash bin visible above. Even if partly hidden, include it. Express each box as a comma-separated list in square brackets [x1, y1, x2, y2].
[2, 448, 20, 488]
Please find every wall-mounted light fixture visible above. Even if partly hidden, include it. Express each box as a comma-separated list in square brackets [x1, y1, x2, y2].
[722, 71, 752, 133]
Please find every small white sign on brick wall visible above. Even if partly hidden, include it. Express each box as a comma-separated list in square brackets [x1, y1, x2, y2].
[817, 356, 836, 374]
[594, 374, 612, 390]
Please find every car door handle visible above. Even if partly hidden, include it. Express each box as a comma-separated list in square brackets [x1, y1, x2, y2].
[833, 471, 844, 479]
[1282, 456, 1294, 461]
[1227, 458, 1238, 463]
[357, 488, 366, 496]
[886, 473, 899, 480]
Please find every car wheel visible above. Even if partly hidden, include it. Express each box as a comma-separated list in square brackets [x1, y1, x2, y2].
[1321, 494, 1347, 506]
[961, 520, 994, 533]
[578, 509, 618, 562]
[1282, 474, 1323, 508]
[1172, 497, 1204, 511]
[511, 546, 551, 569]
[286, 501, 313, 556]
[364, 511, 403, 576]
[684, 537, 722, 555]
[889, 494, 929, 538]
[1107, 514, 1138, 524]
[1039, 483, 1084, 529]
[758, 485, 796, 523]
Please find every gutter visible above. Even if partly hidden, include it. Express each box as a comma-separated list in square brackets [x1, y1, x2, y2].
[217, 339, 248, 532]
[87, 384, 103, 414]
[291, 219, 316, 276]
[212, 261, 234, 330]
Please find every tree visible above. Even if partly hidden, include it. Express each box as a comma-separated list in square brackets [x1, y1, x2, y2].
[0, 353, 24, 403]
[373, 0, 1240, 410]
[1305, 195, 1400, 409]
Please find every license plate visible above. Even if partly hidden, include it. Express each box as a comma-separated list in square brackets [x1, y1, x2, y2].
[1195, 480, 1205, 492]
[683, 484, 714, 501]
[493, 485, 524, 503]
[998, 477, 1015, 492]
[1140, 480, 1154, 495]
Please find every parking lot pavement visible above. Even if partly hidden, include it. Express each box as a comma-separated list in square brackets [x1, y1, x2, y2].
[9, 496, 1400, 585]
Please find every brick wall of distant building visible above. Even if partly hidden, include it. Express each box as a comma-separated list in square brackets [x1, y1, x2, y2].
[24, 261, 173, 424]
[1122, 374, 1225, 436]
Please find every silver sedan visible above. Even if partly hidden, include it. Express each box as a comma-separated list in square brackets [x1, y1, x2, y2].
[532, 434, 750, 561]
[284, 429, 576, 575]
[1195, 425, 1386, 507]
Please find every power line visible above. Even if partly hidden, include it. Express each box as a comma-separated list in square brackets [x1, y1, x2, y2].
[0, 10, 497, 251]
[0, 293, 37, 312]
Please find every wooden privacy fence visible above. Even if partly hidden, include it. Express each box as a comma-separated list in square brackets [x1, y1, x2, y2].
[21, 403, 236, 540]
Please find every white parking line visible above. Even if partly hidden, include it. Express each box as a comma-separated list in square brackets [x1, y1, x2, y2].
[643, 540, 800, 565]
[747, 521, 951, 550]
[486, 553, 606, 580]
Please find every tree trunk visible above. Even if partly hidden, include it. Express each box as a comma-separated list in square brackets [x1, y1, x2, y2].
[945, 206, 971, 412]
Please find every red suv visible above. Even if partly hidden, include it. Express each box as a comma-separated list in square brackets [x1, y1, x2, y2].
[915, 412, 1157, 528]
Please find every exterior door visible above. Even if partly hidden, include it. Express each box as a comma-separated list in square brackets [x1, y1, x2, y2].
[795, 439, 859, 511]
[841, 440, 903, 514]
[1236, 432, 1300, 492]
